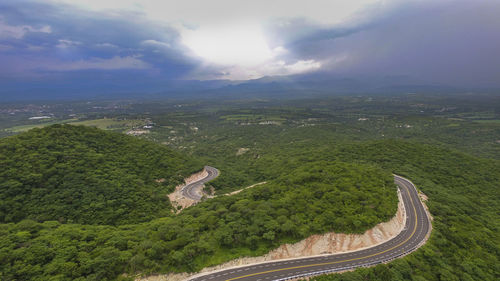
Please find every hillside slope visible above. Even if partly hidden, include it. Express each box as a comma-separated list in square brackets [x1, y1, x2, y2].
[0, 124, 202, 225]
[0, 160, 398, 281]
[0, 123, 498, 281]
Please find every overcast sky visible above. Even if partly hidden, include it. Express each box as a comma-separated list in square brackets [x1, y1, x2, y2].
[1, 0, 500, 94]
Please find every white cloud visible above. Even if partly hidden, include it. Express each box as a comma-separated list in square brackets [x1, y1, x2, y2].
[56, 39, 81, 48]
[283, 60, 322, 73]
[46, 0, 383, 80]
[180, 23, 273, 66]
[39, 0, 448, 81]
[94, 42, 118, 48]
[41, 56, 150, 71]
[0, 17, 51, 39]
[192, 59, 322, 80]
[49, 0, 383, 26]
[141, 39, 171, 48]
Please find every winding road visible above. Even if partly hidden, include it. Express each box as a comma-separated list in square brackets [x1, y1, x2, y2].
[188, 175, 431, 281]
[181, 166, 220, 200]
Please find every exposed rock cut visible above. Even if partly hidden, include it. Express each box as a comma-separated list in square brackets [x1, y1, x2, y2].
[236, 147, 250, 155]
[167, 169, 208, 212]
[267, 189, 406, 258]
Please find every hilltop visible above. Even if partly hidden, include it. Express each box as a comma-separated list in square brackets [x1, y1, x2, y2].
[0, 124, 202, 225]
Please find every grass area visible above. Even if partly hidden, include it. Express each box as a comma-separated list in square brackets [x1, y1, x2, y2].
[220, 114, 286, 122]
[474, 119, 500, 124]
[3, 118, 146, 133]
[69, 118, 145, 130]
[4, 119, 78, 132]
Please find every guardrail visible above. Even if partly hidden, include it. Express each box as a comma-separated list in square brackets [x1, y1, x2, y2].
[272, 247, 417, 281]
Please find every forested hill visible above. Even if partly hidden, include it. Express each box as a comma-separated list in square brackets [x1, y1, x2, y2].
[0, 124, 202, 225]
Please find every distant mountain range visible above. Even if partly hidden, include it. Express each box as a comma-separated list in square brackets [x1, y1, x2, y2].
[1, 73, 496, 101]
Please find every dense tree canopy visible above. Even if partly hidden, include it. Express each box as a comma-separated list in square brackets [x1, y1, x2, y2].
[0, 113, 499, 281]
[0, 160, 397, 280]
[0, 125, 202, 225]
[310, 140, 500, 281]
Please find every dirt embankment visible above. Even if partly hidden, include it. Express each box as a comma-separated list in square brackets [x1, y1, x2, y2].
[168, 170, 265, 213]
[418, 191, 433, 221]
[267, 190, 406, 259]
[138, 190, 407, 281]
[167, 169, 209, 212]
[226, 181, 267, 196]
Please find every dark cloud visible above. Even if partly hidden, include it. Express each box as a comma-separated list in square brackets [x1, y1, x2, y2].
[0, 0, 199, 80]
[279, 1, 500, 87]
[1, 0, 499, 99]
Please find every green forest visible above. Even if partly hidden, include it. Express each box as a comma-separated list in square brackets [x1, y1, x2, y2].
[0, 125, 400, 280]
[0, 125, 201, 225]
[311, 140, 500, 281]
[0, 97, 499, 281]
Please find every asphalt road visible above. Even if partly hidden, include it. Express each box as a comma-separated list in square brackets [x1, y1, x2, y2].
[181, 166, 220, 200]
[189, 175, 431, 281]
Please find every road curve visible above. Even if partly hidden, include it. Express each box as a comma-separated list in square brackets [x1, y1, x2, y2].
[181, 166, 219, 200]
[189, 175, 431, 281]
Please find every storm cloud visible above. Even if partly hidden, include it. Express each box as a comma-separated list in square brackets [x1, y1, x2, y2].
[0, 0, 499, 97]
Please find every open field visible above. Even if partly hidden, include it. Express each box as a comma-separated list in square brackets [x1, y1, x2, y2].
[69, 118, 146, 130]
[3, 118, 146, 133]
[474, 119, 500, 124]
[4, 119, 78, 132]
[220, 114, 286, 122]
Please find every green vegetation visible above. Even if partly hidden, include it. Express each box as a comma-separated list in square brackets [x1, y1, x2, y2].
[474, 119, 500, 124]
[220, 114, 286, 123]
[309, 141, 500, 281]
[0, 124, 201, 225]
[68, 118, 146, 130]
[0, 94, 499, 280]
[3, 118, 146, 133]
[1, 137, 499, 281]
[0, 161, 396, 280]
[4, 119, 79, 132]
